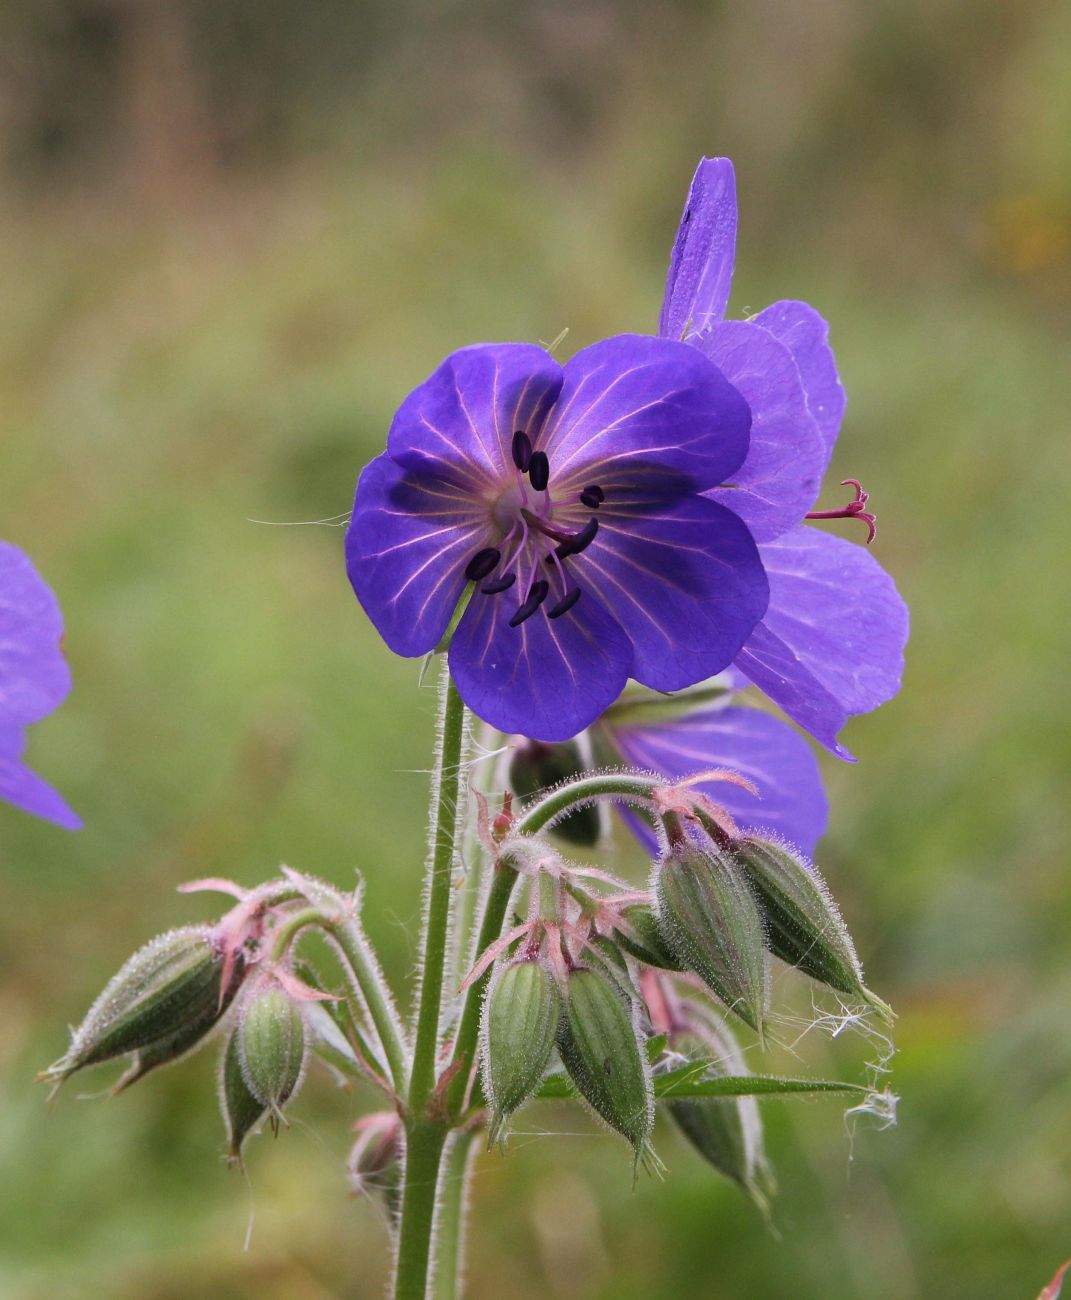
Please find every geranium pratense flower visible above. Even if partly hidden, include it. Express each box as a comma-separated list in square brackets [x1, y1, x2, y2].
[0, 541, 81, 829]
[594, 682, 828, 860]
[661, 158, 909, 760]
[347, 335, 770, 740]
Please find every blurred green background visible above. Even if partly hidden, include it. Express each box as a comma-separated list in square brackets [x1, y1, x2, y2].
[2, 1, 1070, 1296]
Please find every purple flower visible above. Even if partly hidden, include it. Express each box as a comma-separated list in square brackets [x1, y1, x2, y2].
[661, 158, 909, 759]
[596, 685, 828, 859]
[0, 541, 81, 830]
[347, 335, 770, 741]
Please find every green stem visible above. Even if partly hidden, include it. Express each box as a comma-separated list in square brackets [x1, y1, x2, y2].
[515, 771, 663, 835]
[327, 916, 409, 1093]
[446, 857, 520, 1116]
[393, 1121, 448, 1300]
[263, 905, 409, 1094]
[409, 667, 468, 1113]
[432, 1129, 478, 1300]
[394, 666, 467, 1300]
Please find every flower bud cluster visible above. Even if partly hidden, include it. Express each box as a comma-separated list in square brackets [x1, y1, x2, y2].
[43, 872, 377, 1169]
[473, 801, 892, 1200]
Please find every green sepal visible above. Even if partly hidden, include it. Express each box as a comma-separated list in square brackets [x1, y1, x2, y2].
[736, 837, 893, 1022]
[43, 926, 241, 1087]
[614, 903, 683, 971]
[556, 967, 656, 1172]
[238, 985, 307, 1121]
[219, 1027, 268, 1165]
[481, 959, 560, 1146]
[655, 844, 769, 1037]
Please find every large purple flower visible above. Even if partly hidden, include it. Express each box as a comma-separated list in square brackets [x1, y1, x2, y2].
[347, 335, 770, 740]
[661, 158, 909, 759]
[0, 541, 81, 830]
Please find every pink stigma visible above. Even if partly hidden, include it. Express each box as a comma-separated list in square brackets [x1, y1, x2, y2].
[806, 478, 877, 543]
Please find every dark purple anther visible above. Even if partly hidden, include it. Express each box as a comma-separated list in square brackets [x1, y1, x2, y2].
[548, 587, 582, 619]
[465, 548, 501, 582]
[482, 572, 517, 594]
[555, 517, 599, 560]
[512, 430, 532, 472]
[509, 580, 550, 628]
[579, 485, 604, 509]
[528, 451, 550, 492]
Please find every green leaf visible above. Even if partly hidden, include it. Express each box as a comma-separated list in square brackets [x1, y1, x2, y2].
[534, 1065, 865, 1101]
[654, 1069, 866, 1100]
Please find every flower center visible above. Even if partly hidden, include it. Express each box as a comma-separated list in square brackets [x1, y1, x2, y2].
[463, 431, 605, 627]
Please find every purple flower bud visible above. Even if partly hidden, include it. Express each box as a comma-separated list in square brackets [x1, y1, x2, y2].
[43, 926, 244, 1089]
[654, 841, 769, 1038]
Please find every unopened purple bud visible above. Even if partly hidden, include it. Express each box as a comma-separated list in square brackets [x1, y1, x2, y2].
[43, 926, 244, 1089]
[654, 842, 769, 1038]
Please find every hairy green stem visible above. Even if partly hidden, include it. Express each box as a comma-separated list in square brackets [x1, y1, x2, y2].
[432, 1129, 478, 1300]
[326, 916, 409, 1093]
[409, 668, 467, 1111]
[264, 905, 409, 1094]
[394, 667, 467, 1299]
[446, 857, 520, 1116]
[394, 1121, 448, 1300]
[515, 770, 664, 835]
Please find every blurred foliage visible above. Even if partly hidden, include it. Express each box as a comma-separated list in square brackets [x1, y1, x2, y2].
[2, 1, 1070, 1297]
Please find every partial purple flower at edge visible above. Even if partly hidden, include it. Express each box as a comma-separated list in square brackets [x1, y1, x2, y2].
[660, 157, 909, 759]
[0, 542, 81, 830]
[347, 334, 770, 742]
[598, 695, 828, 860]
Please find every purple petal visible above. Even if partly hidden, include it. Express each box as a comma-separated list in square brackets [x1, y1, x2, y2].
[387, 344, 563, 490]
[1, 541, 72, 727]
[0, 724, 82, 830]
[578, 494, 768, 692]
[693, 320, 826, 542]
[733, 525, 909, 759]
[607, 705, 828, 858]
[539, 334, 751, 495]
[659, 157, 738, 341]
[346, 454, 490, 657]
[732, 622, 852, 761]
[753, 301, 845, 460]
[449, 584, 631, 742]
